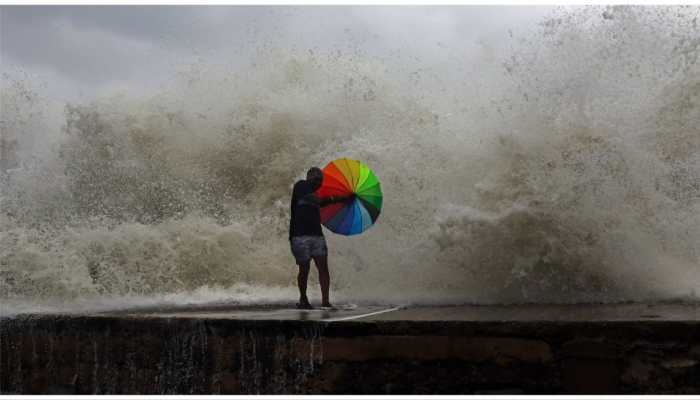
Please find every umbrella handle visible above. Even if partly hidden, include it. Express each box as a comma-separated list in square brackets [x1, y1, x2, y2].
[331, 194, 354, 203]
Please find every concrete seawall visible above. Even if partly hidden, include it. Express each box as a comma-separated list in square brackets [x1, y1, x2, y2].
[3, 304, 700, 394]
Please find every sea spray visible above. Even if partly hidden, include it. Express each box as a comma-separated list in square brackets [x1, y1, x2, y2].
[1, 6, 699, 312]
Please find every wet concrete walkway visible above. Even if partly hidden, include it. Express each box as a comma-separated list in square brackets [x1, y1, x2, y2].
[96, 304, 401, 322]
[94, 302, 700, 322]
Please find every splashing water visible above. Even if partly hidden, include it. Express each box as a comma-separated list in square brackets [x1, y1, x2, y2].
[1, 6, 699, 314]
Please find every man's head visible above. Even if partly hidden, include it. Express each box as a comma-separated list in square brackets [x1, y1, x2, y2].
[306, 167, 323, 190]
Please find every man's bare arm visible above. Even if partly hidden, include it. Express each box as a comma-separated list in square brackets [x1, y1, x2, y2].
[319, 194, 354, 207]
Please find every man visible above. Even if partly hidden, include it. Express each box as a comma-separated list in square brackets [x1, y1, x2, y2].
[289, 167, 351, 309]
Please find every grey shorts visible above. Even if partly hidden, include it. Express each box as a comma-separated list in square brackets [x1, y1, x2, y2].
[290, 235, 328, 265]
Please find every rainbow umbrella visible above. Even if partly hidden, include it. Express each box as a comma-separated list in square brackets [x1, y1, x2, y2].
[316, 158, 382, 236]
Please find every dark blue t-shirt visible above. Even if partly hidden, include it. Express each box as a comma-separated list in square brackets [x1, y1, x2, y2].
[289, 179, 324, 240]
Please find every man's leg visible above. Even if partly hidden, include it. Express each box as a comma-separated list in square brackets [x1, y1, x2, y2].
[313, 255, 331, 307]
[297, 261, 312, 307]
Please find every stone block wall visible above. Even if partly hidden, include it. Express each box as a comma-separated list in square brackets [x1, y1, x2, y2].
[2, 315, 700, 394]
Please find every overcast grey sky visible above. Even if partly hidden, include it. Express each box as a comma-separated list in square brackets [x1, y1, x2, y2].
[1, 6, 555, 101]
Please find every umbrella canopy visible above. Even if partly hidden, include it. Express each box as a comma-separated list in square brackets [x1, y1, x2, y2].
[316, 158, 382, 235]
